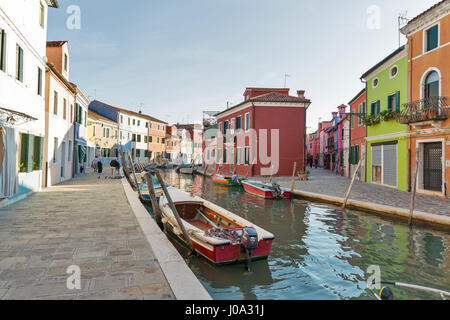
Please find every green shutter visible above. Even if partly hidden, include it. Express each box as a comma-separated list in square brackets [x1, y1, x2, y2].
[395, 91, 400, 112]
[387, 95, 392, 111]
[33, 136, 43, 170]
[376, 101, 380, 115]
[355, 145, 359, 164]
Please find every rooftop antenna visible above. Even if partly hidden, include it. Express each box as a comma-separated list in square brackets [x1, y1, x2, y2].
[398, 11, 409, 47]
[284, 74, 291, 88]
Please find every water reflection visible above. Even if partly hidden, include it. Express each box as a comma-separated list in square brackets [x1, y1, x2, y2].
[153, 171, 450, 300]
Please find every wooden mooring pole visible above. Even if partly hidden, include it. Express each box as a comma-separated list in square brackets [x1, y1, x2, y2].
[119, 149, 136, 189]
[290, 162, 297, 193]
[342, 153, 365, 209]
[154, 170, 196, 255]
[127, 151, 139, 187]
[409, 159, 419, 226]
[144, 172, 163, 229]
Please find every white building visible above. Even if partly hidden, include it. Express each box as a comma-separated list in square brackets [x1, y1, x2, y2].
[0, 0, 59, 204]
[71, 83, 89, 175]
[43, 41, 76, 187]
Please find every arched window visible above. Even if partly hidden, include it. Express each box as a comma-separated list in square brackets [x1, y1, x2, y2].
[424, 71, 439, 99]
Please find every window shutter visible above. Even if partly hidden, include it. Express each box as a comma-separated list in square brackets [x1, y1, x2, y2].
[26, 134, 34, 173]
[376, 101, 380, 115]
[387, 95, 392, 111]
[371, 103, 375, 116]
[33, 136, 44, 170]
[395, 91, 400, 112]
[356, 145, 359, 164]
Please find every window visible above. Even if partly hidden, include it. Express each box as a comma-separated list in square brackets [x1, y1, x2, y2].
[53, 91, 58, 115]
[120, 115, 123, 124]
[0, 29, 6, 72]
[157, 137, 160, 143]
[53, 137, 58, 163]
[33, 136, 44, 171]
[358, 102, 366, 125]
[387, 92, 400, 112]
[19, 134, 41, 172]
[70, 104, 73, 122]
[389, 66, 398, 78]
[136, 149, 141, 157]
[132, 134, 136, 142]
[37, 67, 42, 95]
[16, 44, 24, 82]
[370, 100, 380, 116]
[372, 77, 379, 88]
[425, 25, 439, 52]
[149, 136, 152, 143]
[137, 120, 140, 126]
[64, 53, 68, 72]
[133, 119, 136, 125]
[39, 2, 45, 27]
[63, 99, 68, 120]
[137, 135, 141, 143]
[223, 120, 228, 134]
[424, 71, 439, 99]
[236, 116, 242, 130]
[218, 123, 222, 134]
[244, 147, 250, 165]
[236, 147, 242, 164]
[128, 118, 130, 125]
[245, 113, 250, 131]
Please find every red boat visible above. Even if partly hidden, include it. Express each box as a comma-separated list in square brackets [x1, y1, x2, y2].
[158, 187, 274, 265]
[241, 180, 291, 199]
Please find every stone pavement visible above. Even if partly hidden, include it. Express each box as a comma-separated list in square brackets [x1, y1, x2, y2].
[0, 169, 175, 300]
[253, 167, 450, 219]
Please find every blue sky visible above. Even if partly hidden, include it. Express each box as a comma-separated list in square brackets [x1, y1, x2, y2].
[48, 0, 439, 132]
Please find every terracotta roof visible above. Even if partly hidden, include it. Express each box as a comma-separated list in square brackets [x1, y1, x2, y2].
[88, 110, 118, 125]
[91, 100, 167, 124]
[405, 0, 448, 26]
[47, 63, 76, 94]
[216, 91, 311, 117]
[47, 41, 67, 47]
[245, 87, 290, 91]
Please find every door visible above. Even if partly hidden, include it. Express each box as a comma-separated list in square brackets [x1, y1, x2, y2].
[382, 144, 397, 187]
[372, 146, 382, 183]
[61, 141, 66, 179]
[423, 142, 442, 192]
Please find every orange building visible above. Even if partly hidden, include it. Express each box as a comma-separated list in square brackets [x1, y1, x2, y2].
[400, 0, 450, 198]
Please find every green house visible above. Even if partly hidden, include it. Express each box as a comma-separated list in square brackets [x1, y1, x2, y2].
[360, 45, 408, 191]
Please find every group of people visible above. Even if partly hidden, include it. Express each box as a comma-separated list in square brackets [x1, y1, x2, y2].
[308, 156, 319, 169]
[91, 156, 122, 178]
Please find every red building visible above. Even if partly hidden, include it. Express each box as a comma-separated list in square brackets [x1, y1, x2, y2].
[348, 88, 366, 180]
[214, 87, 311, 177]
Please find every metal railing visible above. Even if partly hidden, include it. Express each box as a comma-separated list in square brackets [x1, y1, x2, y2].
[398, 96, 449, 124]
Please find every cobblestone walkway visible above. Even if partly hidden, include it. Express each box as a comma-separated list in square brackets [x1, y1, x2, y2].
[253, 168, 450, 218]
[0, 170, 174, 300]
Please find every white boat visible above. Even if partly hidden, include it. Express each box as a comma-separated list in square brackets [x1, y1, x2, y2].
[158, 187, 274, 265]
[179, 167, 194, 174]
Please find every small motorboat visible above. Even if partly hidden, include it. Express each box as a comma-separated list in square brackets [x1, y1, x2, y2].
[241, 180, 291, 199]
[158, 187, 274, 265]
[211, 172, 245, 186]
[138, 174, 168, 203]
[180, 167, 194, 175]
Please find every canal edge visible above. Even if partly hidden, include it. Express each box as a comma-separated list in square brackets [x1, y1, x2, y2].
[291, 189, 450, 231]
[120, 178, 212, 300]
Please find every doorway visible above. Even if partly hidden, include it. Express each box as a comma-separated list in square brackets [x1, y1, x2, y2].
[423, 142, 442, 192]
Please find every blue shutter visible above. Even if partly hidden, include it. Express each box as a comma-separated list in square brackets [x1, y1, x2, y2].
[376, 101, 380, 115]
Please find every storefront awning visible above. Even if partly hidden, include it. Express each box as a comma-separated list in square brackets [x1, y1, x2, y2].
[0, 106, 38, 126]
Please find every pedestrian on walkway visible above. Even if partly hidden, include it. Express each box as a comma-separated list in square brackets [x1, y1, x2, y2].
[110, 158, 121, 177]
[314, 157, 318, 169]
[97, 155, 104, 177]
[92, 156, 98, 173]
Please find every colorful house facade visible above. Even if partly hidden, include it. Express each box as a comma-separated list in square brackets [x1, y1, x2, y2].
[348, 88, 367, 180]
[400, 0, 450, 198]
[361, 45, 409, 191]
[214, 87, 311, 177]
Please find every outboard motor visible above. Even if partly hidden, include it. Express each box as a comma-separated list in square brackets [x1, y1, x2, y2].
[241, 227, 258, 272]
[271, 183, 283, 199]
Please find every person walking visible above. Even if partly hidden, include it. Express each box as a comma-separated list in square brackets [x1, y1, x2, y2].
[110, 158, 121, 177]
[92, 156, 98, 173]
[97, 155, 104, 178]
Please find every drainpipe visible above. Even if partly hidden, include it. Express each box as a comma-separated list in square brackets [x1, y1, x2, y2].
[251, 102, 256, 177]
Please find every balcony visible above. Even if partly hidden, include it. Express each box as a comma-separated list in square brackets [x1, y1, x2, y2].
[398, 97, 449, 124]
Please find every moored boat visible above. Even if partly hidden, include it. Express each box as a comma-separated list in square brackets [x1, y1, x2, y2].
[242, 180, 291, 199]
[158, 187, 274, 265]
[180, 167, 194, 174]
[138, 174, 167, 203]
[211, 172, 244, 186]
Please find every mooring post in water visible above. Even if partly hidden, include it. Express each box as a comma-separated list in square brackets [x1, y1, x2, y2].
[144, 172, 163, 229]
[409, 159, 419, 226]
[154, 169, 196, 255]
[127, 151, 139, 187]
[119, 149, 135, 189]
[342, 153, 365, 209]
[290, 162, 297, 193]
[245, 164, 253, 179]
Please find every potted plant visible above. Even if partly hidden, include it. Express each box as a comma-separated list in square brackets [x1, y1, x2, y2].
[297, 170, 310, 181]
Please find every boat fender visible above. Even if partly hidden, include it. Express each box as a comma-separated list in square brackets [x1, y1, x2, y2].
[379, 287, 394, 300]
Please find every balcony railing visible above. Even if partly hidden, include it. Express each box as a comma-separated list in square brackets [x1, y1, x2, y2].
[398, 96, 449, 124]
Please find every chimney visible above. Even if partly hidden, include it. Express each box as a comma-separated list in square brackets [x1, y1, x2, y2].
[297, 90, 305, 98]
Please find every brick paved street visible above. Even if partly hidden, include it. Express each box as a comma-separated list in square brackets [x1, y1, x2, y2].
[253, 168, 450, 218]
[0, 169, 174, 300]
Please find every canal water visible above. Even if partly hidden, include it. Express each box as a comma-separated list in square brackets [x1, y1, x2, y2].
[145, 170, 450, 300]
